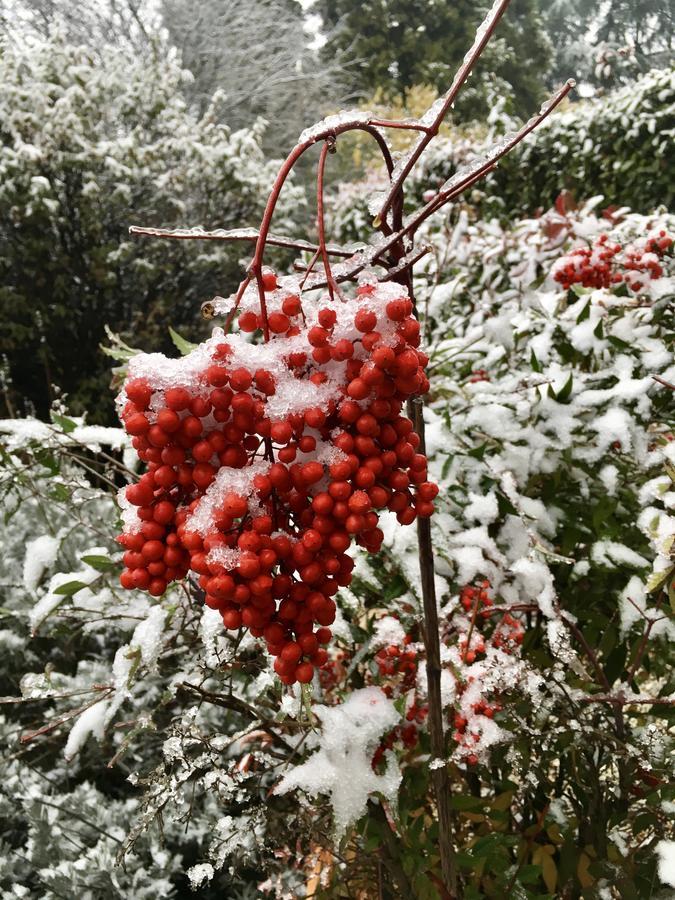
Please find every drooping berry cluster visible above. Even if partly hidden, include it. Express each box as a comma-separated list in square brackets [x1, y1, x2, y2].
[375, 636, 417, 692]
[552, 230, 672, 293]
[458, 580, 524, 658]
[116, 274, 437, 684]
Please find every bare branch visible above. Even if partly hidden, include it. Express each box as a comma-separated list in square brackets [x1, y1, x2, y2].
[129, 225, 356, 258]
[376, 0, 513, 222]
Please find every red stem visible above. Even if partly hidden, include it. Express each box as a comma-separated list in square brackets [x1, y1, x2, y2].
[250, 123, 396, 280]
[316, 139, 337, 300]
[372, 80, 575, 264]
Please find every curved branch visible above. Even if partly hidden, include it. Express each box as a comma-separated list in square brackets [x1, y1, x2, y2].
[250, 121, 397, 278]
[316, 139, 338, 299]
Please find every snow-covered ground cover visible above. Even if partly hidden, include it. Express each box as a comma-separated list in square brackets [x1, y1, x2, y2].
[0, 200, 672, 895]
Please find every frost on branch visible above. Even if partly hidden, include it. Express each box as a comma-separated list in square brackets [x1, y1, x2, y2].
[275, 687, 401, 837]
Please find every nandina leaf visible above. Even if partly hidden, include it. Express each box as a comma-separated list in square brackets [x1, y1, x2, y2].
[555, 373, 574, 403]
[53, 580, 89, 597]
[80, 554, 116, 572]
[168, 326, 198, 356]
[50, 413, 76, 434]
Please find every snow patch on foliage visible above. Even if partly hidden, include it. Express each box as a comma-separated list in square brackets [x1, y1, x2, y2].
[655, 840, 675, 888]
[275, 687, 401, 836]
[23, 535, 61, 592]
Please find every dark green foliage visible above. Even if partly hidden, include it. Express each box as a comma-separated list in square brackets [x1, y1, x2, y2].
[317, 0, 551, 120]
[0, 35, 296, 423]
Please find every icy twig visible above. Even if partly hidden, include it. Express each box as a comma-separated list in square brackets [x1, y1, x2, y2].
[129, 225, 355, 258]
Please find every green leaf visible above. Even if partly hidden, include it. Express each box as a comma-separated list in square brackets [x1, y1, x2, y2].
[575, 298, 591, 320]
[53, 580, 89, 597]
[50, 413, 76, 434]
[100, 325, 143, 362]
[49, 484, 71, 503]
[646, 566, 672, 594]
[555, 374, 573, 403]
[450, 794, 484, 811]
[383, 574, 406, 601]
[80, 554, 116, 572]
[530, 349, 542, 373]
[467, 442, 489, 460]
[169, 326, 198, 356]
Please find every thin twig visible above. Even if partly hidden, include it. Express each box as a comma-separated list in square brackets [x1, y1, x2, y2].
[129, 225, 355, 258]
[652, 374, 675, 391]
[179, 681, 294, 754]
[20, 691, 112, 745]
[409, 397, 458, 895]
[626, 593, 665, 683]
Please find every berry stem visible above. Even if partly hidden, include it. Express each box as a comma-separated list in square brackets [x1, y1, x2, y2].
[316, 138, 340, 301]
[128, 225, 356, 258]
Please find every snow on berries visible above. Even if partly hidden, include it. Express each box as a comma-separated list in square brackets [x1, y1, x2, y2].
[552, 229, 672, 293]
[116, 275, 436, 685]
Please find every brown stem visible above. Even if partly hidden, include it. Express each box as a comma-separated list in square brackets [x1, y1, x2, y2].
[367, 800, 416, 899]
[409, 396, 458, 896]
[626, 593, 665, 684]
[20, 692, 112, 745]
[316, 139, 339, 300]
[577, 695, 675, 706]
[380, 245, 432, 281]
[368, 117, 432, 133]
[179, 681, 294, 754]
[652, 374, 675, 391]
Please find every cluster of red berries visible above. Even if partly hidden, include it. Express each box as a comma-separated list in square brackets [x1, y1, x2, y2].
[372, 716, 423, 768]
[375, 635, 417, 692]
[552, 230, 672, 293]
[451, 690, 502, 767]
[458, 581, 524, 657]
[370, 632, 428, 767]
[469, 368, 489, 384]
[459, 580, 491, 613]
[116, 273, 436, 684]
[318, 649, 349, 692]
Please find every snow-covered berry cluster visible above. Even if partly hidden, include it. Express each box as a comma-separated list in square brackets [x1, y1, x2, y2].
[552, 230, 672, 292]
[370, 635, 428, 767]
[116, 274, 436, 684]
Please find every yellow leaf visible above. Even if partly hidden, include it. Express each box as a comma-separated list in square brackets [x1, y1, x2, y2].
[577, 851, 595, 888]
[541, 853, 557, 894]
[492, 791, 513, 811]
[464, 812, 486, 823]
[547, 824, 564, 845]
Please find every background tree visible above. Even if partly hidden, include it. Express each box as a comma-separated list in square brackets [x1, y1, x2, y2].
[540, 0, 675, 89]
[316, 0, 552, 119]
[1, 0, 356, 156]
[0, 33, 299, 422]
[159, 0, 356, 155]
